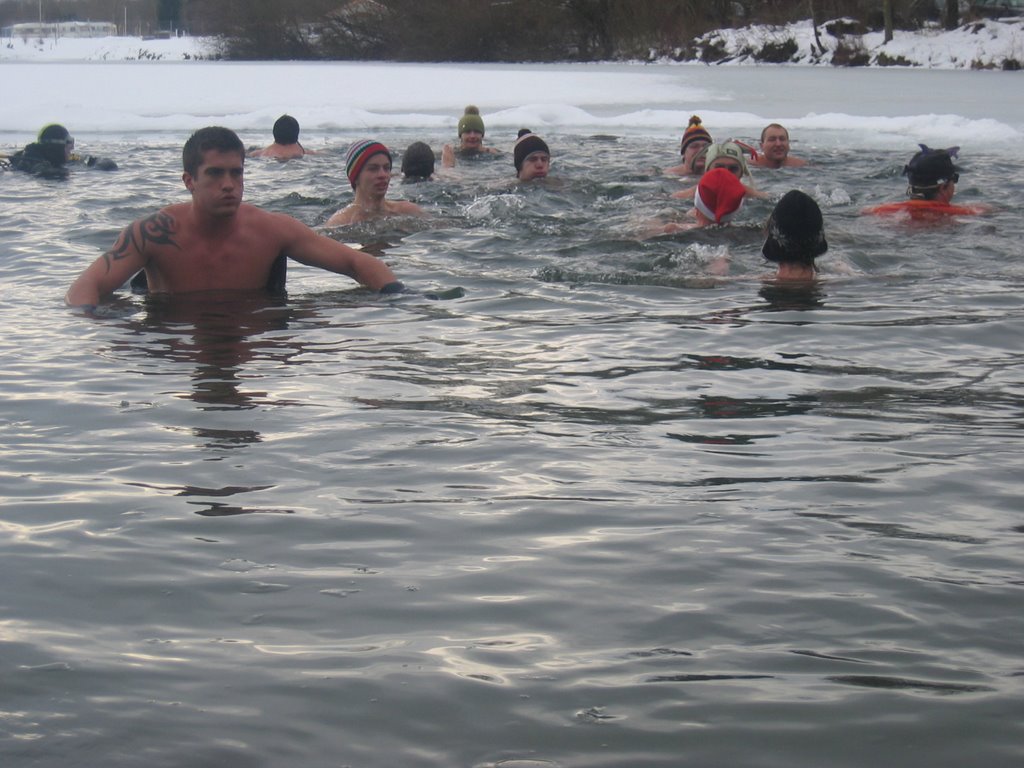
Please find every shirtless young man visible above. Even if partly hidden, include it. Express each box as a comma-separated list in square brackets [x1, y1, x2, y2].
[753, 123, 807, 169]
[325, 139, 425, 226]
[65, 127, 400, 308]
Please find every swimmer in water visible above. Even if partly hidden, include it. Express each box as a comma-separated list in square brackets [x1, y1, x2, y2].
[325, 139, 426, 226]
[65, 126, 400, 309]
[666, 115, 712, 177]
[441, 105, 501, 167]
[761, 190, 829, 281]
[249, 114, 312, 159]
[862, 145, 989, 219]
[513, 129, 551, 182]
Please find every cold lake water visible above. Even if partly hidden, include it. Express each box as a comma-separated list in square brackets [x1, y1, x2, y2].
[1, 61, 1023, 768]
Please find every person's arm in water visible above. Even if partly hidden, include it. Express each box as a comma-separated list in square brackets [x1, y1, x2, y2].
[65, 213, 164, 307]
[743, 182, 770, 200]
[279, 214, 400, 291]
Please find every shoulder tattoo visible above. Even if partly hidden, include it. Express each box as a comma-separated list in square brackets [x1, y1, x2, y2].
[102, 211, 179, 272]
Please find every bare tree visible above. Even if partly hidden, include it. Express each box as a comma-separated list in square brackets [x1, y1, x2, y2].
[943, 0, 958, 30]
[882, 0, 893, 43]
[809, 0, 823, 54]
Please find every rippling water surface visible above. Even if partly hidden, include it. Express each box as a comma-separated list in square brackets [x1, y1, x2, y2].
[2, 65, 1023, 768]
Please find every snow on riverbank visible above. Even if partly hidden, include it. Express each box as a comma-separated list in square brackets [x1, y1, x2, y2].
[0, 33, 216, 62]
[1, 17, 1023, 69]
[688, 17, 1024, 69]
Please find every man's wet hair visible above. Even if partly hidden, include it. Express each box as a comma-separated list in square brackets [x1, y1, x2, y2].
[272, 114, 301, 145]
[401, 141, 435, 181]
[183, 126, 245, 176]
[760, 123, 788, 143]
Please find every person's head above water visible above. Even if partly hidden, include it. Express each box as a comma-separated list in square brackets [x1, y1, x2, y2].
[346, 139, 391, 189]
[703, 141, 750, 179]
[514, 129, 550, 181]
[29, 123, 74, 166]
[904, 144, 959, 200]
[39, 123, 72, 145]
[182, 126, 245, 176]
[680, 115, 712, 157]
[694, 167, 746, 224]
[272, 114, 301, 145]
[762, 190, 828, 268]
[458, 105, 486, 137]
[401, 141, 435, 181]
[680, 115, 712, 173]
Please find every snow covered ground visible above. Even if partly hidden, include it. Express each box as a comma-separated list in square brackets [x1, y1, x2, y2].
[690, 17, 1024, 69]
[0, 32, 212, 62]
[1, 17, 1023, 69]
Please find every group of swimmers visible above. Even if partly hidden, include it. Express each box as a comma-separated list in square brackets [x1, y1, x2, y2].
[1, 106, 984, 311]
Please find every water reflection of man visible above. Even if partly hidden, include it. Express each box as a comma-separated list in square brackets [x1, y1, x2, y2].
[66, 127, 402, 310]
[135, 293, 303, 413]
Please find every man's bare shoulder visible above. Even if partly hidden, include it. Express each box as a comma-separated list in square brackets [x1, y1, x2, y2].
[251, 144, 306, 160]
[239, 204, 312, 235]
[755, 156, 809, 168]
[387, 199, 425, 216]
[325, 205, 358, 227]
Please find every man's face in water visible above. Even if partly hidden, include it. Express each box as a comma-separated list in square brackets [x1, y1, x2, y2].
[760, 126, 791, 163]
[356, 152, 392, 198]
[518, 151, 550, 181]
[184, 149, 244, 217]
[684, 140, 710, 174]
[460, 129, 484, 152]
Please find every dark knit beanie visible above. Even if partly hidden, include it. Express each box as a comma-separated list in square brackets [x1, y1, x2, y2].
[513, 128, 549, 172]
[762, 190, 828, 266]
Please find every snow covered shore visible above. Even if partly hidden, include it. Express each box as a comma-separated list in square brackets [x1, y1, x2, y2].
[1, 17, 1023, 69]
[687, 17, 1024, 69]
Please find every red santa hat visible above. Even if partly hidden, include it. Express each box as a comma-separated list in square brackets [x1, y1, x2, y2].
[694, 167, 746, 224]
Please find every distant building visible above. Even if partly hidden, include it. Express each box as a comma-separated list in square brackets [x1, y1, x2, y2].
[1, 21, 119, 40]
